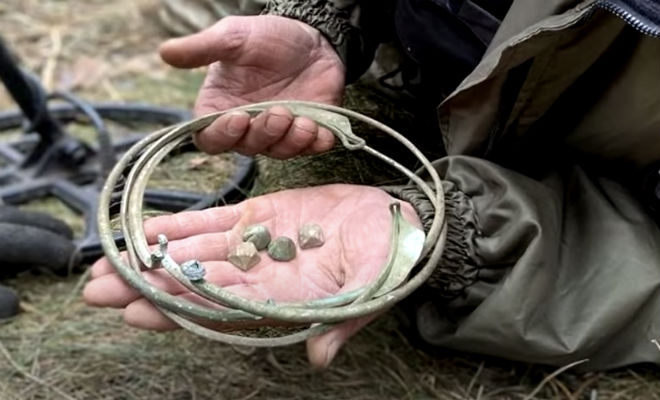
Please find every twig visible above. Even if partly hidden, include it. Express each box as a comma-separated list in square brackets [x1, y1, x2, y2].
[627, 369, 659, 398]
[464, 361, 484, 400]
[0, 340, 77, 400]
[39, 269, 91, 332]
[41, 27, 62, 91]
[474, 385, 484, 400]
[652, 339, 660, 351]
[237, 387, 262, 400]
[23, 269, 92, 383]
[550, 377, 576, 400]
[571, 373, 601, 400]
[522, 359, 589, 400]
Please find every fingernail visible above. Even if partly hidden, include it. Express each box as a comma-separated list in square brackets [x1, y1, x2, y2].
[265, 113, 291, 135]
[324, 339, 341, 367]
[294, 118, 316, 134]
[226, 112, 249, 137]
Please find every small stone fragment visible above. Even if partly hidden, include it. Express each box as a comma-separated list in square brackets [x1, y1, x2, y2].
[267, 236, 296, 261]
[242, 224, 271, 250]
[228, 242, 261, 271]
[298, 223, 325, 249]
[181, 259, 206, 282]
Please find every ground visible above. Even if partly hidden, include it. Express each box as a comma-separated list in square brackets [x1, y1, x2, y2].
[0, 1, 658, 399]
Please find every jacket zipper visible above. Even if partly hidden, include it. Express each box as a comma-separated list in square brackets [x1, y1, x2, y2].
[596, 0, 660, 37]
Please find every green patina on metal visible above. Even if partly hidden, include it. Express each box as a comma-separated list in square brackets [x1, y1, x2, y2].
[98, 101, 447, 347]
[267, 236, 296, 262]
[298, 223, 325, 249]
[242, 224, 271, 250]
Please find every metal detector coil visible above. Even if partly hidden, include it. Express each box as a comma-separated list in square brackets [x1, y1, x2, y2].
[0, 38, 255, 268]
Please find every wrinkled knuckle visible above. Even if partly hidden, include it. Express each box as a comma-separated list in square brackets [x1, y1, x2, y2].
[193, 133, 220, 155]
[316, 136, 335, 152]
[293, 117, 317, 133]
[264, 116, 293, 138]
[213, 17, 248, 54]
[296, 124, 318, 140]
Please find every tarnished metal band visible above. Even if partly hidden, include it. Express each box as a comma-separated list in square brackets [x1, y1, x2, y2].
[98, 101, 447, 346]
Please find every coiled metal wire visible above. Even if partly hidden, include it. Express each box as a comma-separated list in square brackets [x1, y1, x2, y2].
[98, 101, 446, 346]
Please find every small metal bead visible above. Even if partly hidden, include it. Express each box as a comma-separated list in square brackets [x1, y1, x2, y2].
[157, 234, 169, 250]
[242, 224, 271, 251]
[228, 242, 261, 271]
[150, 250, 164, 265]
[267, 236, 296, 261]
[150, 233, 169, 267]
[298, 223, 325, 249]
[181, 260, 206, 282]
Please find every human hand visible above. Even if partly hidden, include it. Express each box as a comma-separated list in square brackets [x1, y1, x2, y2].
[84, 184, 421, 367]
[160, 15, 345, 158]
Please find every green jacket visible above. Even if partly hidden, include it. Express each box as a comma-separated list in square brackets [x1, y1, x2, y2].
[266, 0, 660, 370]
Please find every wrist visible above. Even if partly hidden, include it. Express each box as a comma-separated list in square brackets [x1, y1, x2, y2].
[263, 0, 365, 82]
[289, 17, 346, 82]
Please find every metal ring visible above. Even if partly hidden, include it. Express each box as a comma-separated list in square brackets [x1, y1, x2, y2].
[98, 101, 447, 347]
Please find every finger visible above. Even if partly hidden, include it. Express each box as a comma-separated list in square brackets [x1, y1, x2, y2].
[302, 127, 335, 155]
[154, 231, 237, 265]
[123, 283, 267, 331]
[234, 106, 293, 155]
[91, 255, 122, 279]
[124, 298, 179, 331]
[84, 261, 247, 308]
[159, 16, 247, 68]
[91, 200, 277, 279]
[306, 314, 379, 368]
[193, 111, 250, 154]
[143, 205, 242, 243]
[90, 229, 236, 279]
[84, 272, 140, 308]
[265, 117, 318, 159]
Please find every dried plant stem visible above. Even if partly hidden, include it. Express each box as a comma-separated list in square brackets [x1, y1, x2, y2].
[41, 27, 62, 91]
[0, 340, 77, 400]
[523, 359, 589, 400]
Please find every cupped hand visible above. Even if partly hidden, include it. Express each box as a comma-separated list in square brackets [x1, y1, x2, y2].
[160, 15, 346, 159]
[84, 184, 421, 367]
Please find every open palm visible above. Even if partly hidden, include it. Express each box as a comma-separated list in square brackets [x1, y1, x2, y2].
[160, 15, 346, 158]
[84, 184, 421, 367]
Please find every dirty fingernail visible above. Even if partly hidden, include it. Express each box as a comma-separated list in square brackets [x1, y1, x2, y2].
[226, 112, 249, 137]
[294, 118, 316, 134]
[265, 113, 291, 135]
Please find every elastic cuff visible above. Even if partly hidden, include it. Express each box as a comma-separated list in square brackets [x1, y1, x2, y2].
[380, 185, 434, 234]
[263, 0, 368, 82]
[382, 183, 479, 299]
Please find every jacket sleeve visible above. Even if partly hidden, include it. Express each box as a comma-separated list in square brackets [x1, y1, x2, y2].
[263, 0, 396, 82]
[387, 155, 660, 370]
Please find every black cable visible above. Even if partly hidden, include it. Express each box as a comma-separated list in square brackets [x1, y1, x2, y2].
[48, 91, 116, 178]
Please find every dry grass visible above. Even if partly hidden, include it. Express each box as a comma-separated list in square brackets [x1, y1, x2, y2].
[2, 273, 659, 400]
[0, 1, 658, 399]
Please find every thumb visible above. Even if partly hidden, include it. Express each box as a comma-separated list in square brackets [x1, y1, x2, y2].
[159, 17, 246, 68]
[306, 314, 379, 368]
